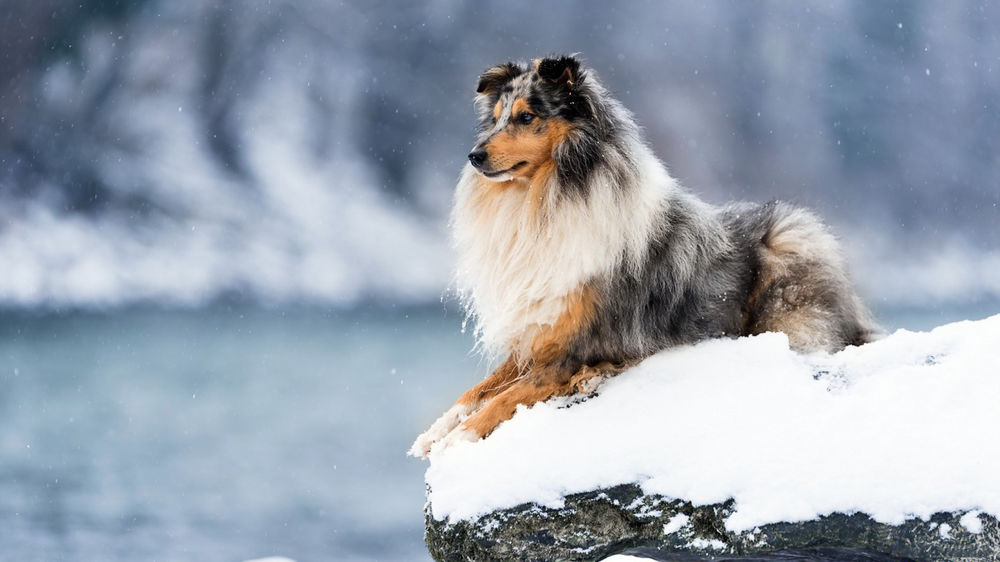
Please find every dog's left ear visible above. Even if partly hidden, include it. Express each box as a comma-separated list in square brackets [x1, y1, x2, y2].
[536, 56, 582, 88]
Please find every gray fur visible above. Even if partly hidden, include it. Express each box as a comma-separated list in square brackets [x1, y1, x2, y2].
[570, 199, 880, 369]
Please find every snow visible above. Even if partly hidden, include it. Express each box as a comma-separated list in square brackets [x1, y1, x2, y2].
[663, 513, 689, 534]
[960, 511, 984, 534]
[938, 522, 953, 539]
[689, 538, 727, 551]
[425, 315, 1000, 532]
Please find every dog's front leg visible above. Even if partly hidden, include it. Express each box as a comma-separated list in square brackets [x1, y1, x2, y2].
[435, 365, 565, 448]
[409, 356, 522, 457]
[432, 286, 605, 451]
[434, 359, 634, 450]
[435, 356, 599, 449]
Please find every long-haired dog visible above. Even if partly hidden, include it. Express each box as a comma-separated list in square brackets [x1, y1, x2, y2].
[410, 55, 878, 457]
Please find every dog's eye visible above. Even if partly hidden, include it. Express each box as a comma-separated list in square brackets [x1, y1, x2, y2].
[518, 113, 535, 125]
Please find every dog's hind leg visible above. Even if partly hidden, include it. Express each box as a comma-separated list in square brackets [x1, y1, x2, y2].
[747, 205, 880, 352]
[409, 356, 523, 457]
[751, 289, 844, 352]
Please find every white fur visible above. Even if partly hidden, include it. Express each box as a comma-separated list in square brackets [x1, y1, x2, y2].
[409, 402, 474, 458]
[451, 144, 673, 357]
[434, 426, 479, 454]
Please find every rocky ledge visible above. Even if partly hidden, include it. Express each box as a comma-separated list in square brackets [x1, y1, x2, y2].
[419, 317, 1000, 561]
[425, 483, 999, 561]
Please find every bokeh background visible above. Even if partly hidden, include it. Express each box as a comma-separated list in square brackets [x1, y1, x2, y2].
[1, 1, 998, 560]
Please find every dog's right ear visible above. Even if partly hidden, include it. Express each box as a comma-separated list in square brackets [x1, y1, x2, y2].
[536, 56, 581, 89]
[476, 62, 522, 96]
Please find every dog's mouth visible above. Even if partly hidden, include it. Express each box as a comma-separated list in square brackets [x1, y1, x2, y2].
[480, 161, 528, 178]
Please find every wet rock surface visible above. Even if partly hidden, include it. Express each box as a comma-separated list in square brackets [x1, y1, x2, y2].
[425, 484, 999, 561]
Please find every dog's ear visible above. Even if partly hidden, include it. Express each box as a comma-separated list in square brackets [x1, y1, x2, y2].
[536, 56, 582, 88]
[476, 62, 522, 96]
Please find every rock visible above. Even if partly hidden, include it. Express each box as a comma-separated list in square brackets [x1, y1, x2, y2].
[424, 484, 1000, 561]
[421, 319, 1000, 560]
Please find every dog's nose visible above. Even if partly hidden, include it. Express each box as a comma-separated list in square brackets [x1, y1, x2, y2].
[468, 148, 488, 168]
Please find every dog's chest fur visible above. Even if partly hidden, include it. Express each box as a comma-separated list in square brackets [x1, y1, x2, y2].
[452, 156, 671, 357]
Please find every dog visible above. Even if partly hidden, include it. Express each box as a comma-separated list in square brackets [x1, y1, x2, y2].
[409, 55, 878, 458]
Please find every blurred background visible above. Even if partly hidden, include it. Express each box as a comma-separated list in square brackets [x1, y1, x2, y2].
[0, 1, 997, 560]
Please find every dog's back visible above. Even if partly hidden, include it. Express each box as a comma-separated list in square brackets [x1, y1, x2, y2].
[569, 197, 878, 370]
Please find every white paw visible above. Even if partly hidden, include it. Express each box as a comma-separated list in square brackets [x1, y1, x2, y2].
[408, 403, 473, 458]
[432, 426, 479, 454]
[576, 374, 606, 395]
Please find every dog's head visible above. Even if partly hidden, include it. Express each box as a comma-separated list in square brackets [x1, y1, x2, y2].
[467, 55, 602, 191]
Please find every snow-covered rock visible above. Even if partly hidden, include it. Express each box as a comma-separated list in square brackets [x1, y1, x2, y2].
[422, 315, 1000, 561]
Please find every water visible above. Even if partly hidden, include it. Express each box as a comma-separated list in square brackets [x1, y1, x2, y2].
[0, 305, 480, 561]
[1, 302, 996, 561]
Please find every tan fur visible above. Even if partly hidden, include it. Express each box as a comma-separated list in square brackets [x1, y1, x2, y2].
[458, 362, 627, 441]
[459, 377, 566, 439]
[413, 288, 612, 451]
[528, 285, 597, 365]
[511, 98, 530, 116]
[456, 356, 524, 408]
[482, 116, 571, 180]
[523, 120, 572, 217]
[473, 105, 573, 221]
[454, 285, 600, 439]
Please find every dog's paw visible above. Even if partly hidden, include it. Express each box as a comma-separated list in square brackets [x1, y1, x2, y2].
[574, 373, 606, 395]
[408, 403, 472, 458]
[432, 425, 479, 454]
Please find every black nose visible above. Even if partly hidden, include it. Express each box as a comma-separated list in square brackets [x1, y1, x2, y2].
[468, 148, 488, 168]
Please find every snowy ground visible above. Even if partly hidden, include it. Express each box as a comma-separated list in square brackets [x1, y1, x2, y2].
[425, 314, 1000, 533]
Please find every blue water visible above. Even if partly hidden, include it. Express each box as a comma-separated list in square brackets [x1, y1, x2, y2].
[1, 302, 996, 561]
[0, 305, 481, 561]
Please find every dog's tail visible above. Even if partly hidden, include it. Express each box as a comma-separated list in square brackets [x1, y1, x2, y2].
[752, 202, 882, 349]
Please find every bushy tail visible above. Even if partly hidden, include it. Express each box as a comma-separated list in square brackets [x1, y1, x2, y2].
[755, 202, 881, 350]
